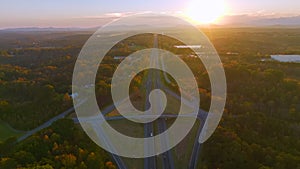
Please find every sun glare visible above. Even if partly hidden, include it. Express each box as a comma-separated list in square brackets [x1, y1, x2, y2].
[184, 0, 227, 25]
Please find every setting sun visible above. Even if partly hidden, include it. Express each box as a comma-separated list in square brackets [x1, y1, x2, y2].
[184, 0, 227, 24]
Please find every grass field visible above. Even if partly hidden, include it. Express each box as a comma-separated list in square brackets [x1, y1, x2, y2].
[0, 120, 24, 142]
[170, 119, 200, 168]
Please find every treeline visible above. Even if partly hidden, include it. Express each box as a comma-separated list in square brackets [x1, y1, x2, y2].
[0, 54, 74, 130]
[158, 30, 300, 168]
[0, 29, 299, 168]
[195, 61, 300, 168]
[0, 119, 116, 169]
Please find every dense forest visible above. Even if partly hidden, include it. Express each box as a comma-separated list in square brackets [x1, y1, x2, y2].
[0, 27, 299, 168]
[0, 119, 116, 169]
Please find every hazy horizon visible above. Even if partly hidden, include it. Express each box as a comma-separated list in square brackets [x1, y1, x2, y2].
[1, 0, 299, 29]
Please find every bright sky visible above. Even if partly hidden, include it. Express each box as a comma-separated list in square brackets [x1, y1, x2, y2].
[0, 0, 299, 28]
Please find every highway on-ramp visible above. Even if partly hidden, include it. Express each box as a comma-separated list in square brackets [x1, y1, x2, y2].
[17, 99, 87, 142]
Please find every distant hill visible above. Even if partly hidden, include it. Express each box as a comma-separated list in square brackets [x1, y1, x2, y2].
[1, 15, 300, 32]
[219, 15, 300, 27]
[0, 27, 99, 32]
[253, 16, 300, 26]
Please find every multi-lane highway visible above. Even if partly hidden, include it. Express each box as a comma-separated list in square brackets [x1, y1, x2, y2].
[154, 38, 175, 169]
[144, 34, 158, 169]
[152, 33, 208, 169]
[91, 122, 127, 169]
[18, 33, 210, 169]
[188, 115, 206, 169]
[75, 34, 208, 169]
[161, 82, 208, 169]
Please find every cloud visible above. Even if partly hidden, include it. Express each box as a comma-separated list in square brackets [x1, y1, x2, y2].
[76, 12, 151, 20]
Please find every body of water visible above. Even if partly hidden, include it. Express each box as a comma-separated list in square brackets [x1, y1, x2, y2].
[271, 55, 300, 63]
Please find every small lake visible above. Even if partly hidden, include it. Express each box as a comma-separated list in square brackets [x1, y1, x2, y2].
[271, 55, 300, 63]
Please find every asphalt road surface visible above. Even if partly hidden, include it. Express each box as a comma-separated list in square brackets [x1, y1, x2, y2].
[18, 33, 209, 169]
[17, 98, 87, 142]
[144, 34, 158, 169]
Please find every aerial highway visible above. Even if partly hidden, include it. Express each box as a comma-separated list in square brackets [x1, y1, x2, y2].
[155, 39, 175, 169]
[143, 34, 158, 169]
[74, 34, 208, 169]
[19, 33, 210, 169]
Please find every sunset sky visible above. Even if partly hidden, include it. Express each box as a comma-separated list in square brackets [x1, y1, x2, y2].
[0, 0, 299, 28]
